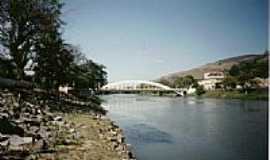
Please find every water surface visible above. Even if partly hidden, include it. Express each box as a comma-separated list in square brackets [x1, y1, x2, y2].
[101, 94, 268, 160]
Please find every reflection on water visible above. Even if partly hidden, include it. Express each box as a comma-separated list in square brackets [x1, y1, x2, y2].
[125, 123, 174, 144]
[101, 94, 268, 160]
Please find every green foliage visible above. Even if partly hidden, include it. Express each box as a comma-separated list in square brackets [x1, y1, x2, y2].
[0, 0, 108, 91]
[229, 65, 240, 76]
[72, 59, 107, 90]
[227, 52, 269, 90]
[253, 59, 268, 78]
[0, 58, 16, 78]
[31, 0, 74, 89]
[192, 81, 199, 88]
[222, 76, 237, 90]
[174, 75, 197, 88]
[0, 0, 64, 80]
[196, 85, 205, 96]
[204, 90, 268, 100]
[34, 40, 74, 89]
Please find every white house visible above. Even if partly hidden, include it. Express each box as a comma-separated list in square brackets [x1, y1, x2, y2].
[198, 71, 224, 90]
[204, 71, 224, 80]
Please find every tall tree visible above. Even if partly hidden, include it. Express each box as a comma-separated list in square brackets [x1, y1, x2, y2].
[174, 75, 196, 88]
[229, 65, 240, 77]
[74, 60, 107, 90]
[0, 57, 16, 78]
[0, 0, 63, 80]
[32, 0, 76, 89]
[34, 33, 74, 89]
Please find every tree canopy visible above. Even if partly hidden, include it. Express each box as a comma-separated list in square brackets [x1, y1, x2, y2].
[174, 75, 197, 88]
[224, 52, 269, 90]
[0, 0, 64, 80]
[0, 0, 107, 91]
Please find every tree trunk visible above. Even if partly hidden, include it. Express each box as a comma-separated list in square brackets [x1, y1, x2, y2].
[16, 66, 25, 80]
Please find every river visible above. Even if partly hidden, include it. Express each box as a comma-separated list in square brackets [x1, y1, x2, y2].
[100, 94, 268, 160]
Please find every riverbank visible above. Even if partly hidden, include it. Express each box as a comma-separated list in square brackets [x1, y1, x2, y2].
[129, 90, 269, 101]
[202, 90, 268, 100]
[40, 113, 135, 160]
[0, 89, 135, 160]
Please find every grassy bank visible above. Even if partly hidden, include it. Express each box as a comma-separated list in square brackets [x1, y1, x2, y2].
[203, 90, 268, 100]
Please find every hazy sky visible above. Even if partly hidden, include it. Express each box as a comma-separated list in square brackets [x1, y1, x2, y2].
[62, 0, 268, 82]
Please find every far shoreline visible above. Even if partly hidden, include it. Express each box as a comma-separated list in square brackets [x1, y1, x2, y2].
[202, 90, 268, 101]
[127, 90, 269, 101]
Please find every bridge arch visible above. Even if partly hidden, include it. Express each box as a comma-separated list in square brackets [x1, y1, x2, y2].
[101, 80, 172, 91]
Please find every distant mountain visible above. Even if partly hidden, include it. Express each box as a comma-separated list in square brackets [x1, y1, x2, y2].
[159, 53, 268, 81]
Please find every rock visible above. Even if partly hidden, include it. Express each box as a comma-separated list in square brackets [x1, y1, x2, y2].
[127, 150, 135, 159]
[0, 134, 9, 149]
[0, 113, 9, 119]
[0, 89, 135, 160]
[37, 127, 50, 139]
[53, 116, 63, 121]
[9, 135, 33, 146]
[0, 133, 9, 141]
[8, 144, 24, 152]
[29, 126, 39, 134]
[23, 117, 41, 126]
[69, 128, 75, 133]
[0, 139, 9, 148]
[13, 102, 19, 108]
[117, 135, 124, 143]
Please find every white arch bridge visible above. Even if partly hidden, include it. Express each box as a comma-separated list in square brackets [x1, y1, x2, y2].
[99, 80, 185, 96]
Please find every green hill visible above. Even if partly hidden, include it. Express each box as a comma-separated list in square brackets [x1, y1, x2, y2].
[159, 53, 268, 81]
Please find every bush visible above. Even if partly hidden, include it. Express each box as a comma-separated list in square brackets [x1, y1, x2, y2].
[196, 85, 205, 96]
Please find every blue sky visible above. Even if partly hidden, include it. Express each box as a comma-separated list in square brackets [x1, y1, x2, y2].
[62, 0, 268, 82]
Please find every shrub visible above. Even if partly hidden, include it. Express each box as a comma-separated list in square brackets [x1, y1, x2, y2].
[196, 85, 205, 96]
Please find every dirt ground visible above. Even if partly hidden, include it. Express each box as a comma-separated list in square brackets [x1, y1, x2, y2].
[39, 114, 128, 160]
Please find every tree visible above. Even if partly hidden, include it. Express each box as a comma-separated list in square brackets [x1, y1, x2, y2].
[238, 74, 252, 89]
[69, 45, 87, 65]
[229, 65, 240, 76]
[174, 77, 184, 88]
[174, 75, 196, 88]
[227, 52, 269, 92]
[0, 0, 63, 80]
[222, 76, 237, 90]
[34, 38, 74, 89]
[196, 85, 205, 96]
[192, 81, 199, 88]
[32, 0, 74, 89]
[73, 60, 107, 90]
[253, 58, 268, 78]
[0, 57, 16, 78]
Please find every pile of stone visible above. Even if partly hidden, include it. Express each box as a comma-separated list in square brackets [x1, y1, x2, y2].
[0, 89, 79, 160]
[0, 87, 136, 160]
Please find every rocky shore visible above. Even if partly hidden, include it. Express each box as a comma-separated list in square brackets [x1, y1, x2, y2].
[0, 89, 135, 160]
[41, 114, 136, 160]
